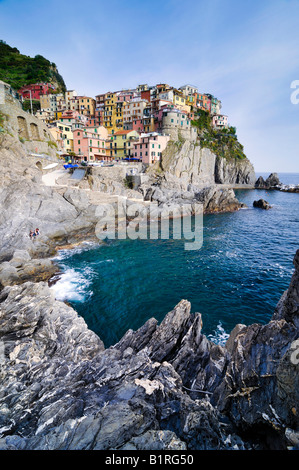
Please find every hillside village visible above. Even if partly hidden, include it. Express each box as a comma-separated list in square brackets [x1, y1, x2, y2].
[9, 80, 229, 166]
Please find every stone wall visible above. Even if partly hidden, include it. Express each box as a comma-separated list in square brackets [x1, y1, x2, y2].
[0, 81, 57, 158]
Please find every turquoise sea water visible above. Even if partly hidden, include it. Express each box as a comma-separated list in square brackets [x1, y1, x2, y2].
[51, 173, 299, 347]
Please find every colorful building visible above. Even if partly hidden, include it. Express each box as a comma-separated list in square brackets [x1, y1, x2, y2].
[110, 129, 140, 160]
[73, 126, 109, 162]
[56, 122, 74, 154]
[59, 110, 87, 127]
[132, 132, 170, 165]
[40, 93, 66, 113]
[212, 114, 228, 129]
[69, 96, 96, 117]
[18, 82, 56, 101]
[123, 99, 148, 128]
[194, 93, 211, 113]
[206, 94, 222, 115]
[65, 90, 77, 110]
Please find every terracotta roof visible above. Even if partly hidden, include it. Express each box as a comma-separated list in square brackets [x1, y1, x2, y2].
[114, 130, 135, 135]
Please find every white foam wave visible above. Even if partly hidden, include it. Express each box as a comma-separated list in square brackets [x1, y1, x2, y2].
[207, 323, 229, 346]
[50, 266, 94, 302]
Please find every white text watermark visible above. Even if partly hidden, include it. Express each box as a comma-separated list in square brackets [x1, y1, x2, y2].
[290, 80, 299, 104]
[290, 339, 299, 365]
[94, 198, 204, 251]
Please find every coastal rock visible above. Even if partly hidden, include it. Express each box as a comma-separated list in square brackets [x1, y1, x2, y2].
[140, 183, 245, 215]
[213, 250, 299, 448]
[255, 173, 281, 189]
[253, 199, 272, 210]
[214, 155, 256, 185]
[0, 252, 57, 287]
[194, 185, 246, 213]
[158, 140, 255, 188]
[0, 284, 248, 450]
[255, 175, 267, 189]
[0, 249, 299, 449]
[266, 172, 281, 187]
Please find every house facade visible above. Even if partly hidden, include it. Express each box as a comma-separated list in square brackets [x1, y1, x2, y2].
[18, 82, 56, 101]
[111, 129, 140, 159]
[132, 132, 170, 165]
[73, 126, 109, 162]
[212, 114, 228, 129]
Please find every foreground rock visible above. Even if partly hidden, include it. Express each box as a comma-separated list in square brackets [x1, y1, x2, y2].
[0, 250, 299, 450]
[0, 287, 246, 450]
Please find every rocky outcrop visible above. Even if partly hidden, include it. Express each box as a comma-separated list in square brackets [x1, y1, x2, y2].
[253, 199, 272, 210]
[0, 286, 246, 450]
[0, 250, 57, 287]
[139, 182, 246, 215]
[157, 140, 255, 189]
[214, 155, 255, 185]
[255, 173, 281, 189]
[255, 173, 299, 193]
[0, 179, 101, 262]
[0, 250, 298, 450]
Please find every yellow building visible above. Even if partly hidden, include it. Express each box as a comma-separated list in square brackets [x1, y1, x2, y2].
[173, 90, 190, 113]
[103, 92, 127, 133]
[56, 122, 74, 154]
[108, 129, 139, 159]
[69, 96, 95, 117]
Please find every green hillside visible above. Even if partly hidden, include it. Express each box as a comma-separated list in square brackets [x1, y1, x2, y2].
[0, 40, 66, 92]
[191, 109, 247, 160]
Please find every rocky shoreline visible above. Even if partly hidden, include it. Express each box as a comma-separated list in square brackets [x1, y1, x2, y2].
[0, 250, 298, 450]
[255, 172, 299, 193]
[1, 126, 299, 451]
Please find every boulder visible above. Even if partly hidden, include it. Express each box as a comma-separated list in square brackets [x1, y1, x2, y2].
[253, 199, 272, 210]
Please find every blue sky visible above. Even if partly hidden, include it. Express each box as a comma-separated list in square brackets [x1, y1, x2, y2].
[1, 0, 299, 173]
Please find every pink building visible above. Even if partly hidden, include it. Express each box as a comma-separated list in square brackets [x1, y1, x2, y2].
[73, 126, 109, 162]
[212, 114, 228, 129]
[132, 132, 170, 165]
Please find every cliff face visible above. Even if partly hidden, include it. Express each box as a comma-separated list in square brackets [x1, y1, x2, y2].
[158, 140, 256, 189]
